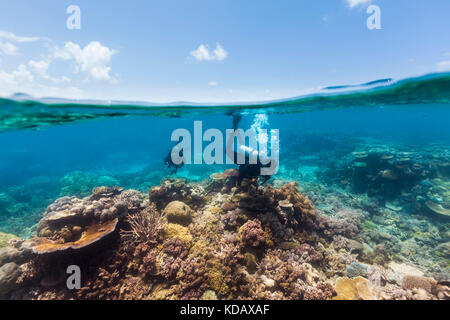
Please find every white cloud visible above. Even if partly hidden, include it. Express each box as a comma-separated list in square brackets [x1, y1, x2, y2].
[0, 31, 117, 99]
[213, 44, 228, 61]
[28, 59, 71, 84]
[28, 60, 49, 77]
[0, 41, 18, 55]
[208, 81, 217, 86]
[0, 64, 34, 96]
[0, 30, 40, 43]
[0, 64, 81, 98]
[346, 0, 372, 9]
[190, 43, 228, 62]
[55, 41, 116, 81]
[437, 60, 450, 72]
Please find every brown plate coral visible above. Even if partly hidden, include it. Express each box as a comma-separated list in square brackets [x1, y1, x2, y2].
[29, 219, 118, 254]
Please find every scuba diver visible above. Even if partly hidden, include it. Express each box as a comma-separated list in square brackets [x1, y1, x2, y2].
[164, 141, 185, 174]
[227, 113, 277, 185]
[163, 113, 277, 183]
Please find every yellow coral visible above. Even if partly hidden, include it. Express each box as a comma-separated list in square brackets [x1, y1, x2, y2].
[200, 290, 218, 300]
[164, 223, 193, 248]
[208, 206, 222, 215]
[208, 259, 230, 297]
[332, 277, 377, 300]
[264, 231, 274, 247]
[194, 209, 219, 238]
[189, 239, 211, 258]
[208, 269, 229, 297]
[149, 283, 176, 300]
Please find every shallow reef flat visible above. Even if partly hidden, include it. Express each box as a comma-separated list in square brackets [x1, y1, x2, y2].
[0, 174, 449, 300]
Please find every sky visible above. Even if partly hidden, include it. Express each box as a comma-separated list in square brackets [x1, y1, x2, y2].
[0, 0, 449, 103]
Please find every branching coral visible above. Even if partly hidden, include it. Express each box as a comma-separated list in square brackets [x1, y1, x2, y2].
[121, 206, 166, 247]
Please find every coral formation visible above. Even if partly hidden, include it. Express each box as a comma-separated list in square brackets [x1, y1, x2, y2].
[28, 187, 141, 255]
[0, 262, 21, 299]
[0, 232, 18, 249]
[164, 201, 192, 226]
[121, 206, 165, 246]
[332, 277, 376, 300]
[0, 171, 448, 300]
[239, 219, 266, 248]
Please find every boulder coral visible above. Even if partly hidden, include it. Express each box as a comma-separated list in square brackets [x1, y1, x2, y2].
[0, 262, 21, 298]
[164, 201, 192, 226]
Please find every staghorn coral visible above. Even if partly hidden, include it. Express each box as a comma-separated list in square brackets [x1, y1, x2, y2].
[121, 206, 166, 247]
[294, 243, 323, 265]
[161, 256, 183, 280]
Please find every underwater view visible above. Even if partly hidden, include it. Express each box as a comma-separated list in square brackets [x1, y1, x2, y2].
[1, 0, 450, 306]
[0, 73, 449, 300]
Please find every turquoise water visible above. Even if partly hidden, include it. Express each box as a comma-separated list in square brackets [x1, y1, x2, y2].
[0, 73, 449, 276]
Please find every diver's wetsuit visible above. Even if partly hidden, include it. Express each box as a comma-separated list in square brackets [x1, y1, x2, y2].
[164, 148, 184, 174]
[231, 147, 273, 185]
[228, 114, 274, 184]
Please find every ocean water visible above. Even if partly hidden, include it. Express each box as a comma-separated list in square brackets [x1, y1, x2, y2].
[0, 72, 449, 282]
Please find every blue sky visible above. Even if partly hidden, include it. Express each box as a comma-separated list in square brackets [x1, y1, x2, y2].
[0, 0, 449, 102]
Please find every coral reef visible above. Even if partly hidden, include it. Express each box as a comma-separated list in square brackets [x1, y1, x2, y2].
[0, 173, 448, 300]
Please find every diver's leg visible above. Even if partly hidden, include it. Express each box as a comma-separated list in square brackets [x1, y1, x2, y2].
[260, 175, 271, 185]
